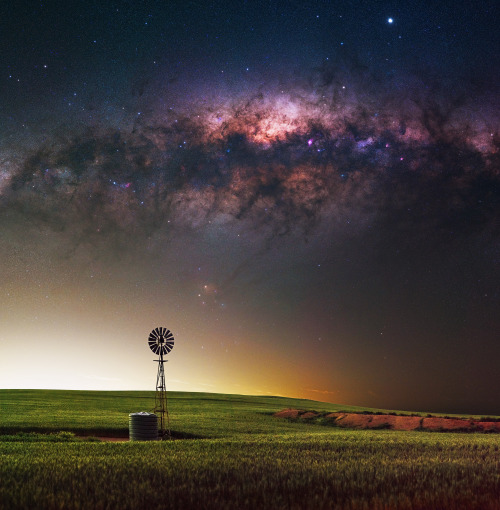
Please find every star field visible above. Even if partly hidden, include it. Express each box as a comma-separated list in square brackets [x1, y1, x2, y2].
[0, 0, 499, 414]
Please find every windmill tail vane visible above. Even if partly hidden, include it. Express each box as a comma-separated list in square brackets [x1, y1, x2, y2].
[148, 327, 175, 438]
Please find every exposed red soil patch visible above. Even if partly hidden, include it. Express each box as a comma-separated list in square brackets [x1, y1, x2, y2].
[391, 415, 423, 430]
[274, 409, 301, 419]
[300, 411, 320, 419]
[476, 421, 500, 432]
[422, 417, 473, 431]
[275, 410, 500, 433]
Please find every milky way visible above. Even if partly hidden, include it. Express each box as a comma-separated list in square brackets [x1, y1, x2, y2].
[2, 66, 498, 258]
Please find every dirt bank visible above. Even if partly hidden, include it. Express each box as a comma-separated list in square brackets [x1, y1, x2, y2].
[274, 409, 500, 432]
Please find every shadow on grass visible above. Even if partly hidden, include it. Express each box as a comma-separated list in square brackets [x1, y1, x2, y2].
[0, 428, 208, 441]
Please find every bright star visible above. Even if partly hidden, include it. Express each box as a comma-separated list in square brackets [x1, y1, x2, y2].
[387, 18, 394, 24]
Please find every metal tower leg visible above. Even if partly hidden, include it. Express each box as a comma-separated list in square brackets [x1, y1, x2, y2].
[154, 354, 170, 438]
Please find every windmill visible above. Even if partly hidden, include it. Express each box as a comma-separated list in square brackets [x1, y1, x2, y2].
[148, 327, 174, 438]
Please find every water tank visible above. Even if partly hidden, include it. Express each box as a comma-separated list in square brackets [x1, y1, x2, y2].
[129, 412, 159, 441]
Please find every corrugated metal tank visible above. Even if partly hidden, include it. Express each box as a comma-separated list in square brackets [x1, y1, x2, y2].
[129, 412, 158, 441]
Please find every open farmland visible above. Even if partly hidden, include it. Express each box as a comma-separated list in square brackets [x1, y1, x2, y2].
[1, 390, 500, 509]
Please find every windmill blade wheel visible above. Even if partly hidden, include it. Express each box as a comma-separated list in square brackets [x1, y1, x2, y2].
[148, 327, 175, 355]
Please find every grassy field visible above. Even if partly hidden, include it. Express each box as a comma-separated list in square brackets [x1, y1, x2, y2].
[1, 390, 500, 509]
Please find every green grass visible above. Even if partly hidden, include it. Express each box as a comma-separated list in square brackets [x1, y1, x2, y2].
[1, 390, 500, 509]
[0, 389, 372, 437]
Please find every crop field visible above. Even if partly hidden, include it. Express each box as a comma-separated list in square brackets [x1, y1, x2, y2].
[1, 390, 500, 509]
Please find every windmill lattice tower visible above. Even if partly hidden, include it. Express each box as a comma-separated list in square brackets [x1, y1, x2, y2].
[148, 327, 174, 438]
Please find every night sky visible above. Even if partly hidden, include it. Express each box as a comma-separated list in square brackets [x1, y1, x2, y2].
[1, 1, 499, 415]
